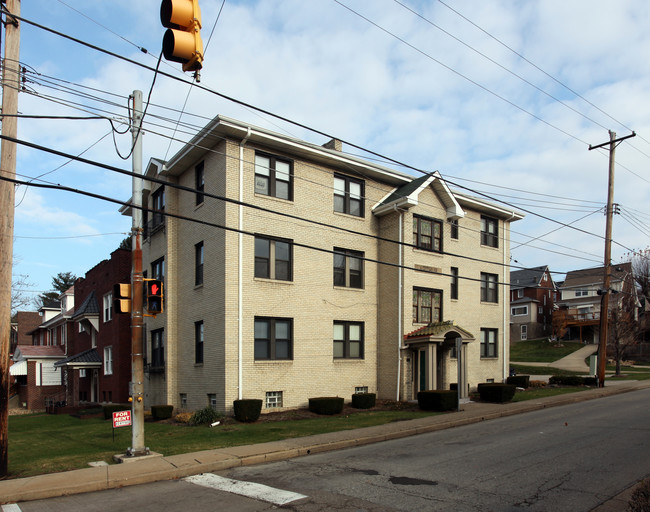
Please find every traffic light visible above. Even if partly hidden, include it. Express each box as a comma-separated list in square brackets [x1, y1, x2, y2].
[144, 279, 164, 316]
[113, 283, 132, 314]
[160, 0, 203, 72]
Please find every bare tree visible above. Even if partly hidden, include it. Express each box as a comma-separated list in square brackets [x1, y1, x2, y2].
[551, 308, 568, 343]
[608, 305, 638, 375]
[11, 272, 34, 315]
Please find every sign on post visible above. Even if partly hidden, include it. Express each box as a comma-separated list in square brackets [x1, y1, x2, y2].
[112, 410, 132, 428]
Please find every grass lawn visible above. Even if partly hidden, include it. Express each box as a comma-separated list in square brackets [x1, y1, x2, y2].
[510, 339, 585, 362]
[509, 364, 585, 376]
[8, 409, 437, 479]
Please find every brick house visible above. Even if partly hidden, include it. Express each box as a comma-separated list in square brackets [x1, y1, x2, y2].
[10, 311, 42, 354]
[128, 115, 523, 413]
[55, 248, 132, 406]
[509, 266, 558, 341]
[10, 291, 74, 410]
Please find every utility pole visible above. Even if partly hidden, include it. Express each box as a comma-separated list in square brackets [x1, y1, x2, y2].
[128, 90, 146, 456]
[589, 130, 635, 388]
[0, 0, 21, 478]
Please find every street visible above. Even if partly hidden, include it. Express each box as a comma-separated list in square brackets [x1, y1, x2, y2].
[10, 388, 650, 511]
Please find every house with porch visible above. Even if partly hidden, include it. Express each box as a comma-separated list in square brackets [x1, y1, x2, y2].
[54, 248, 132, 406]
[126, 115, 523, 413]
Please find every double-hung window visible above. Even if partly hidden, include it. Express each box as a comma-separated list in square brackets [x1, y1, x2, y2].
[255, 153, 292, 200]
[333, 248, 363, 288]
[413, 288, 442, 323]
[333, 321, 364, 359]
[450, 219, 459, 240]
[481, 215, 498, 248]
[152, 187, 165, 229]
[103, 292, 113, 323]
[480, 328, 498, 358]
[103, 346, 113, 375]
[151, 329, 164, 369]
[254, 236, 292, 281]
[254, 317, 292, 360]
[195, 320, 204, 364]
[334, 174, 364, 217]
[481, 272, 498, 303]
[195, 161, 205, 205]
[195, 241, 204, 286]
[450, 267, 459, 300]
[413, 215, 442, 252]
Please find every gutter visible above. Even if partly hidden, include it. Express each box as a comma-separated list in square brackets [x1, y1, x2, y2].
[238, 128, 251, 401]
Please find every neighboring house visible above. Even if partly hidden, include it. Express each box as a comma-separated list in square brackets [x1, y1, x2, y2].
[10, 311, 42, 354]
[509, 266, 558, 342]
[55, 248, 132, 406]
[556, 263, 634, 344]
[10, 345, 65, 410]
[10, 292, 74, 410]
[127, 115, 523, 413]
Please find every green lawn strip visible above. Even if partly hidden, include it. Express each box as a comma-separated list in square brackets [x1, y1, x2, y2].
[511, 387, 587, 402]
[510, 339, 584, 362]
[8, 409, 436, 479]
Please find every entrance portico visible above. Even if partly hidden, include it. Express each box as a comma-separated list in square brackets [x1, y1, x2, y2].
[404, 321, 475, 398]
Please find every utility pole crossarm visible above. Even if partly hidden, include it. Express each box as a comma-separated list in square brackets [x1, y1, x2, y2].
[589, 131, 636, 151]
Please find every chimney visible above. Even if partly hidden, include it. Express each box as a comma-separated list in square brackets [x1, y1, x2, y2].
[322, 138, 342, 152]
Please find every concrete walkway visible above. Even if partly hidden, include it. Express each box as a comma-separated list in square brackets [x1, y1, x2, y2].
[2, 379, 649, 506]
[519, 343, 599, 372]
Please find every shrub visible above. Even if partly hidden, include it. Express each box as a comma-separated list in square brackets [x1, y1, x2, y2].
[351, 393, 376, 409]
[102, 404, 129, 420]
[529, 380, 547, 388]
[417, 390, 458, 411]
[233, 399, 262, 422]
[189, 406, 223, 426]
[151, 405, 174, 421]
[308, 397, 344, 415]
[477, 383, 516, 403]
[506, 375, 530, 388]
[549, 375, 596, 386]
[628, 479, 650, 512]
[174, 411, 193, 424]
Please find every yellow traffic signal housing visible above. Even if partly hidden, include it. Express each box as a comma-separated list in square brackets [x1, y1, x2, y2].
[144, 279, 164, 316]
[160, 0, 203, 72]
[113, 283, 132, 314]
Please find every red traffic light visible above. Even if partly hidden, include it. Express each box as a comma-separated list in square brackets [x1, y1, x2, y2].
[145, 279, 164, 315]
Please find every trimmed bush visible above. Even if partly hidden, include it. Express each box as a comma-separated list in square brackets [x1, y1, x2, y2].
[549, 375, 596, 386]
[477, 383, 516, 403]
[151, 404, 174, 421]
[308, 397, 344, 415]
[351, 393, 376, 409]
[102, 404, 129, 420]
[189, 406, 223, 426]
[506, 375, 530, 388]
[417, 390, 458, 411]
[233, 399, 262, 422]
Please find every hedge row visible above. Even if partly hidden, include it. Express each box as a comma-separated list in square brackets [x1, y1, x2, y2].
[417, 390, 458, 411]
[549, 375, 598, 386]
[477, 383, 516, 403]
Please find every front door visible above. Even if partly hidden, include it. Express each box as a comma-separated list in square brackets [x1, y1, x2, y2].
[414, 348, 427, 393]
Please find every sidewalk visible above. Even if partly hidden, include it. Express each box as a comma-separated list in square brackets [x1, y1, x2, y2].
[2, 379, 649, 505]
[520, 344, 599, 372]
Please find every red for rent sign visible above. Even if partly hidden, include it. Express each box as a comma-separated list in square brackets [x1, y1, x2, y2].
[112, 410, 132, 428]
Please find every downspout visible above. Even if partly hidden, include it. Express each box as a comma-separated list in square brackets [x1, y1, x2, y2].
[395, 205, 403, 401]
[503, 212, 515, 381]
[238, 128, 251, 400]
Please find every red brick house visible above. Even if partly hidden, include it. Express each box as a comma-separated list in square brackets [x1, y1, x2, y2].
[55, 248, 132, 406]
[509, 266, 558, 342]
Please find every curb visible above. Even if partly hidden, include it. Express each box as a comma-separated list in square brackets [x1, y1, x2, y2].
[2, 381, 649, 505]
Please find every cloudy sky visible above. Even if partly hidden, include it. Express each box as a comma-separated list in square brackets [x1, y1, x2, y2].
[10, 0, 650, 304]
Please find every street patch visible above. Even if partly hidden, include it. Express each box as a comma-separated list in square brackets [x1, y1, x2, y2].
[184, 473, 307, 505]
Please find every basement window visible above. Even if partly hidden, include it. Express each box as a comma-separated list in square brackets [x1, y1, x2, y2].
[265, 391, 283, 409]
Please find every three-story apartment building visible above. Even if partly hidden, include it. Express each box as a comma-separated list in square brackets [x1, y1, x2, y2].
[130, 116, 523, 413]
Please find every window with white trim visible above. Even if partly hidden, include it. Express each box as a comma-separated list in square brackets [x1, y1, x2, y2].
[103, 346, 113, 375]
[103, 292, 113, 323]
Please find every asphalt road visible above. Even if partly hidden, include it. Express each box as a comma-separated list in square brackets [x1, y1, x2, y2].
[12, 388, 650, 512]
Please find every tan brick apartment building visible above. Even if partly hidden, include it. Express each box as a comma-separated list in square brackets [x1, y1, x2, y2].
[132, 116, 523, 413]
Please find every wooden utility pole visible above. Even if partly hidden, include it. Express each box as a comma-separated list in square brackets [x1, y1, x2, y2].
[589, 130, 635, 387]
[0, 0, 21, 478]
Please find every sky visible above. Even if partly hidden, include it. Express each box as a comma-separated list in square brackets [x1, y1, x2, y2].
[9, 0, 650, 308]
